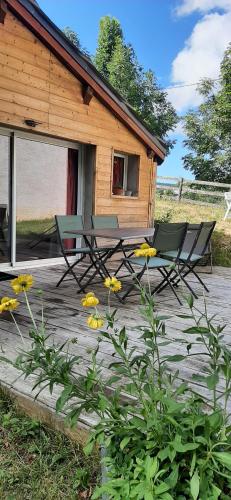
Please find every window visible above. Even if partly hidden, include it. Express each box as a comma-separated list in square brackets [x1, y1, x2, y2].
[112, 152, 139, 197]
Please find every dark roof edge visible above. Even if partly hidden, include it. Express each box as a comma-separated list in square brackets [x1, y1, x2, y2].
[7, 0, 166, 162]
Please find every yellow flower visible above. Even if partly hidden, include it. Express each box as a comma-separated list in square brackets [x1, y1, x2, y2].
[140, 243, 150, 250]
[104, 276, 122, 293]
[11, 275, 34, 294]
[0, 296, 19, 313]
[81, 292, 99, 307]
[134, 244, 157, 258]
[87, 314, 104, 330]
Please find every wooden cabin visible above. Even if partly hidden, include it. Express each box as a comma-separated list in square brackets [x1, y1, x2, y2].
[0, 0, 166, 270]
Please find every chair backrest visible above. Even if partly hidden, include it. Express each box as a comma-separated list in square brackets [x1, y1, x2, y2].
[181, 224, 200, 254]
[91, 215, 119, 229]
[153, 222, 188, 256]
[191, 221, 216, 257]
[55, 215, 83, 243]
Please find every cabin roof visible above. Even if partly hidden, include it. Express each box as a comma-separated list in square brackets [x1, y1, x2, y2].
[5, 0, 166, 163]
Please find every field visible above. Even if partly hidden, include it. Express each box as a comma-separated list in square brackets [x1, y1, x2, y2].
[155, 197, 231, 266]
[0, 390, 99, 499]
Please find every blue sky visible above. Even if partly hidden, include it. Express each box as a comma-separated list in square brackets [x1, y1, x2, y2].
[38, 0, 231, 180]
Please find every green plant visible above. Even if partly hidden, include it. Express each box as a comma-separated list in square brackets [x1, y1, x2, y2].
[155, 209, 173, 223]
[2, 276, 231, 498]
[0, 389, 99, 499]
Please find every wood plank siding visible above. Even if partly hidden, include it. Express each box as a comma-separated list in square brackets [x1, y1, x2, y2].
[0, 11, 156, 227]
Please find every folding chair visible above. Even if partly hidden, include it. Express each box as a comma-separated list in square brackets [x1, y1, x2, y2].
[55, 215, 105, 289]
[182, 224, 213, 273]
[92, 215, 137, 276]
[92, 215, 137, 250]
[224, 192, 231, 220]
[122, 222, 188, 304]
[160, 221, 216, 298]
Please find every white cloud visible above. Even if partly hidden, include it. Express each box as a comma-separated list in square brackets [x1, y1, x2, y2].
[168, 6, 231, 112]
[176, 0, 231, 16]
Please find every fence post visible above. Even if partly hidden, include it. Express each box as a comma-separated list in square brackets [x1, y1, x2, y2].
[178, 177, 184, 201]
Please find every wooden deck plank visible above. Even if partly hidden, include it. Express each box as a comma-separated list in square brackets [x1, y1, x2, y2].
[0, 263, 231, 434]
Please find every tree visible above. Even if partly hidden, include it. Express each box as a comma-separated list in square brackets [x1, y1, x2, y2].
[107, 40, 140, 105]
[94, 16, 123, 79]
[62, 27, 81, 49]
[62, 27, 90, 58]
[94, 16, 178, 151]
[183, 43, 231, 182]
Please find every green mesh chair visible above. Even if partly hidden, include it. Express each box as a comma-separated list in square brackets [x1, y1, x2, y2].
[160, 221, 216, 297]
[92, 215, 119, 230]
[55, 215, 106, 289]
[92, 215, 139, 275]
[122, 222, 188, 303]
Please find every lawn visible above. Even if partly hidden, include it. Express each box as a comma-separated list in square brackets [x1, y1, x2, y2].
[155, 196, 231, 266]
[0, 389, 99, 499]
[16, 218, 55, 237]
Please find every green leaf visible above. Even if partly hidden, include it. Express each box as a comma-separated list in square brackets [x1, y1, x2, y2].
[144, 492, 154, 500]
[206, 372, 219, 390]
[210, 484, 222, 499]
[120, 436, 131, 450]
[184, 326, 210, 335]
[166, 464, 179, 488]
[164, 354, 186, 362]
[155, 482, 170, 495]
[145, 456, 158, 480]
[83, 439, 94, 456]
[55, 385, 73, 413]
[186, 294, 194, 309]
[213, 452, 231, 471]
[190, 469, 200, 500]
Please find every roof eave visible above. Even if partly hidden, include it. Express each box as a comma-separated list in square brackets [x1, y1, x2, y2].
[5, 0, 166, 161]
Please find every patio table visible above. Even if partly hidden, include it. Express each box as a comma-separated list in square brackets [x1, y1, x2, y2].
[64, 227, 155, 292]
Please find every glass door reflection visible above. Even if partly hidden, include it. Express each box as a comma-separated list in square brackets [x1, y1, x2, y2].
[0, 134, 11, 265]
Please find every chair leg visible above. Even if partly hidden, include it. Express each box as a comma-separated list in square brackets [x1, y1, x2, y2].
[186, 265, 209, 292]
[153, 268, 183, 305]
[120, 263, 146, 302]
[56, 255, 85, 290]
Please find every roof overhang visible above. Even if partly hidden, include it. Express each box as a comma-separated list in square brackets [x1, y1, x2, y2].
[5, 0, 166, 163]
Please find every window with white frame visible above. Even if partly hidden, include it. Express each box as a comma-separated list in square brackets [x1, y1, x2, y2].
[112, 152, 139, 197]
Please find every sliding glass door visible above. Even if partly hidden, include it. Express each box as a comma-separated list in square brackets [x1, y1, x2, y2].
[0, 129, 82, 268]
[0, 133, 11, 265]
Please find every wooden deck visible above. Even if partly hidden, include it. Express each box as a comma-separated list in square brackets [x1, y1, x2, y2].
[0, 262, 231, 441]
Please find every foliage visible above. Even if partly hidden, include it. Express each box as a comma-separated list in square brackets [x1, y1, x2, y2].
[94, 16, 123, 78]
[183, 43, 231, 182]
[94, 16, 178, 151]
[62, 26, 90, 58]
[0, 389, 99, 499]
[3, 275, 231, 499]
[62, 26, 81, 48]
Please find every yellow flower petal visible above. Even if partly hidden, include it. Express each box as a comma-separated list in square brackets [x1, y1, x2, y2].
[81, 292, 99, 307]
[11, 275, 34, 294]
[87, 314, 104, 330]
[104, 276, 122, 292]
[0, 297, 19, 312]
[140, 243, 150, 250]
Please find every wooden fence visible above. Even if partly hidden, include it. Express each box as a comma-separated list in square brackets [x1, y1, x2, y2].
[156, 176, 231, 206]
